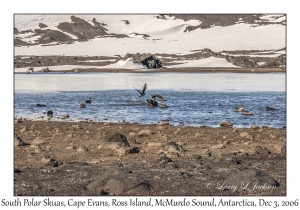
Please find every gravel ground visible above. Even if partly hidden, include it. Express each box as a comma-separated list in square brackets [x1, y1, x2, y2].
[14, 120, 286, 196]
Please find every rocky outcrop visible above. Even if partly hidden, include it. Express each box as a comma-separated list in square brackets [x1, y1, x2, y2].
[158, 14, 284, 32]
[57, 16, 107, 41]
[34, 29, 74, 44]
[39, 23, 48, 28]
[14, 27, 19, 34]
[225, 55, 257, 67]
[122, 53, 162, 69]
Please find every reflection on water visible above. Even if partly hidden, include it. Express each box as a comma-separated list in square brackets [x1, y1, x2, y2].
[14, 72, 286, 128]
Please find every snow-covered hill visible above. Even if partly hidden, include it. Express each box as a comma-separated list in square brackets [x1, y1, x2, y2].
[14, 14, 286, 70]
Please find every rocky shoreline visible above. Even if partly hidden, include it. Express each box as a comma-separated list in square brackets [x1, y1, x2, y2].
[14, 50, 286, 71]
[14, 119, 286, 196]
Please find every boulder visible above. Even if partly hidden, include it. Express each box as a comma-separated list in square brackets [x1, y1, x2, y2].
[87, 168, 150, 195]
[98, 133, 131, 154]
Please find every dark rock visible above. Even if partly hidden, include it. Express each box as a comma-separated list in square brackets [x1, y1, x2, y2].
[103, 133, 130, 146]
[37, 104, 46, 107]
[87, 168, 150, 195]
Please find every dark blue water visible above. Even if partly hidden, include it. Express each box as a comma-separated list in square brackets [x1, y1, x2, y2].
[14, 90, 286, 128]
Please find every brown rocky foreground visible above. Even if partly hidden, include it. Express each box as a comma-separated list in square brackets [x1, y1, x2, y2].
[14, 120, 286, 196]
